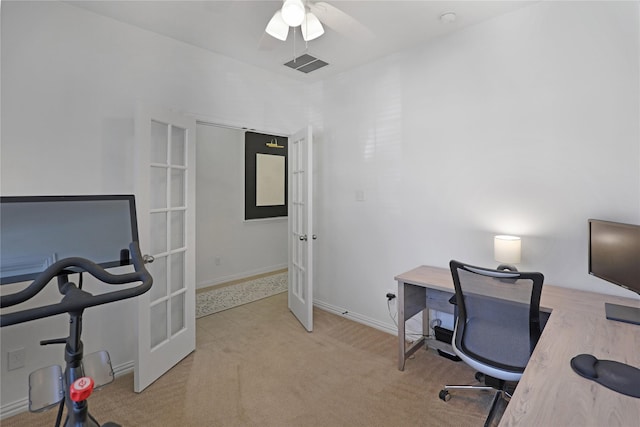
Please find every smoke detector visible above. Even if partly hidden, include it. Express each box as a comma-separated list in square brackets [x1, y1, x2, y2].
[439, 12, 457, 24]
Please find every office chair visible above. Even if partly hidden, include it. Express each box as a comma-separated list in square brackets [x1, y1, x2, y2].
[439, 260, 544, 427]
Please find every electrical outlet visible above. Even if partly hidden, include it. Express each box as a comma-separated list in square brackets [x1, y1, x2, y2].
[386, 289, 397, 301]
[8, 348, 25, 371]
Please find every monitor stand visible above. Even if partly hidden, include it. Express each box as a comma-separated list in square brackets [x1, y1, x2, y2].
[605, 303, 640, 325]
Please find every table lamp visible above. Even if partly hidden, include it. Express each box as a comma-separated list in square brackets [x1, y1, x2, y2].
[494, 235, 521, 271]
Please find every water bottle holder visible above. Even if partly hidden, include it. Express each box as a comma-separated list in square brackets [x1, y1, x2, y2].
[83, 350, 114, 390]
[28, 365, 64, 412]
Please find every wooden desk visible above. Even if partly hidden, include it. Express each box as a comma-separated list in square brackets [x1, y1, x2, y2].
[395, 265, 640, 426]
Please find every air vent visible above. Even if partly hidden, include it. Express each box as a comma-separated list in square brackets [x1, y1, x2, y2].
[284, 54, 328, 74]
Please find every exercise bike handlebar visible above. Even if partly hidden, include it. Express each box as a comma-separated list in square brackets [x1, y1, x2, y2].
[0, 242, 152, 327]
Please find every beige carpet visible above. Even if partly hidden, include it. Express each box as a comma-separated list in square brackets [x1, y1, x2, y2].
[2, 293, 496, 427]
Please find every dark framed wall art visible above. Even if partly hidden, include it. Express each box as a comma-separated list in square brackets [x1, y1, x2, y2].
[245, 131, 288, 220]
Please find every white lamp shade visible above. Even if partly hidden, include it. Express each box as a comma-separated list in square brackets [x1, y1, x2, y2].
[494, 235, 521, 264]
[281, 0, 305, 27]
[301, 12, 324, 41]
[266, 10, 289, 41]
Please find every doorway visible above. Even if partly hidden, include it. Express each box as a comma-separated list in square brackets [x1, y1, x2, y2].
[194, 123, 288, 301]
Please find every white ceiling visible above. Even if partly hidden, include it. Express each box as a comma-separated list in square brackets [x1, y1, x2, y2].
[66, 1, 536, 83]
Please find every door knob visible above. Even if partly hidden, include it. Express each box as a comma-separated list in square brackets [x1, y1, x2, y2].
[142, 254, 155, 264]
[312, 235, 317, 240]
[299, 235, 307, 241]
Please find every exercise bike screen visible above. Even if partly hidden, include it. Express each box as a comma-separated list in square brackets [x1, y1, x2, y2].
[0, 195, 138, 285]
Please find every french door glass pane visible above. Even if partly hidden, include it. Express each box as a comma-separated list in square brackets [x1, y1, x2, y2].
[150, 212, 167, 254]
[150, 167, 167, 209]
[297, 269, 305, 299]
[151, 121, 168, 164]
[150, 301, 168, 348]
[148, 255, 167, 302]
[170, 252, 184, 293]
[170, 293, 185, 335]
[170, 169, 185, 207]
[171, 126, 186, 167]
[170, 211, 185, 250]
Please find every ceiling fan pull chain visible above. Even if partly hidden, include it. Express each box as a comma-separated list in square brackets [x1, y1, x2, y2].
[300, 13, 309, 53]
[292, 26, 297, 62]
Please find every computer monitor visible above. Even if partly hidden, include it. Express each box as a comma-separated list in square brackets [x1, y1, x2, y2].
[0, 195, 138, 285]
[588, 219, 640, 325]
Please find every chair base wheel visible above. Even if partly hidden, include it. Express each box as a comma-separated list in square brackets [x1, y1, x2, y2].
[439, 389, 451, 401]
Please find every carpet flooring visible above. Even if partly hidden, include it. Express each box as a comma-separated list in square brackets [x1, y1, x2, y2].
[2, 293, 498, 427]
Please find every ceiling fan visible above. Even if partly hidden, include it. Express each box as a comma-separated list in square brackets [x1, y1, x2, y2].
[265, 0, 373, 43]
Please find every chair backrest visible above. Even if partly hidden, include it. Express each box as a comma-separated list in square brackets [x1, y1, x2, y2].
[449, 260, 544, 374]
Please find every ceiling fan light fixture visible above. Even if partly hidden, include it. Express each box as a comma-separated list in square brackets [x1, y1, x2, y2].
[281, 0, 305, 27]
[301, 12, 324, 41]
[266, 10, 289, 41]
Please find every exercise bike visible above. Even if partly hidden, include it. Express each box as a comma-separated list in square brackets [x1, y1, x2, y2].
[1, 242, 152, 427]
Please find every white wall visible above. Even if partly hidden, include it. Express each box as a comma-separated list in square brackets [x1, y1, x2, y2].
[196, 124, 287, 288]
[0, 1, 306, 414]
[311, 1, 640, 330]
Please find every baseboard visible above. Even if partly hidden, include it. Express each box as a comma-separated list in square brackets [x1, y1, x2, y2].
[0, 360, 135, 421]
[0, 398, 28, 420]
[313, 299, 398, 336]
[113, 360, 134, 377]
[197, 264, 288, 289]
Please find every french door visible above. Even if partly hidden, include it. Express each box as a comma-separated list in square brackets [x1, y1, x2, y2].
[288, 126, 314, 331]
[134, 104, 196, 392]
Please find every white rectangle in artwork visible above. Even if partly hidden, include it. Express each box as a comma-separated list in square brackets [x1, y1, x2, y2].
[256, 153, 285, 206]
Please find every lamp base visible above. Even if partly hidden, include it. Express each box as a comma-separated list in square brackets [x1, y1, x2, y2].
[496, 264, 518, 272]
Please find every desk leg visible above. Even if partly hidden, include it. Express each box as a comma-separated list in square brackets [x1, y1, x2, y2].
[398, 281, 428, 371]
[398, 280, 406, 371]
[423, 307, 429, 339]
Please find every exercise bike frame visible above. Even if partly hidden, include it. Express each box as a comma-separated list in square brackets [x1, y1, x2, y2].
[1, 242, 152, 427]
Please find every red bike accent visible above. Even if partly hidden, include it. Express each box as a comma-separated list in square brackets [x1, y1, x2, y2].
[70, 377, 95, 402]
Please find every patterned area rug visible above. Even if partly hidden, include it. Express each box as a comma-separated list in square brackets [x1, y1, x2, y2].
[196, 272, 288, 318]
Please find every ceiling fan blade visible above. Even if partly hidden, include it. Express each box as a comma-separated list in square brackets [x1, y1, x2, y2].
[309, 1, 374, 42]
